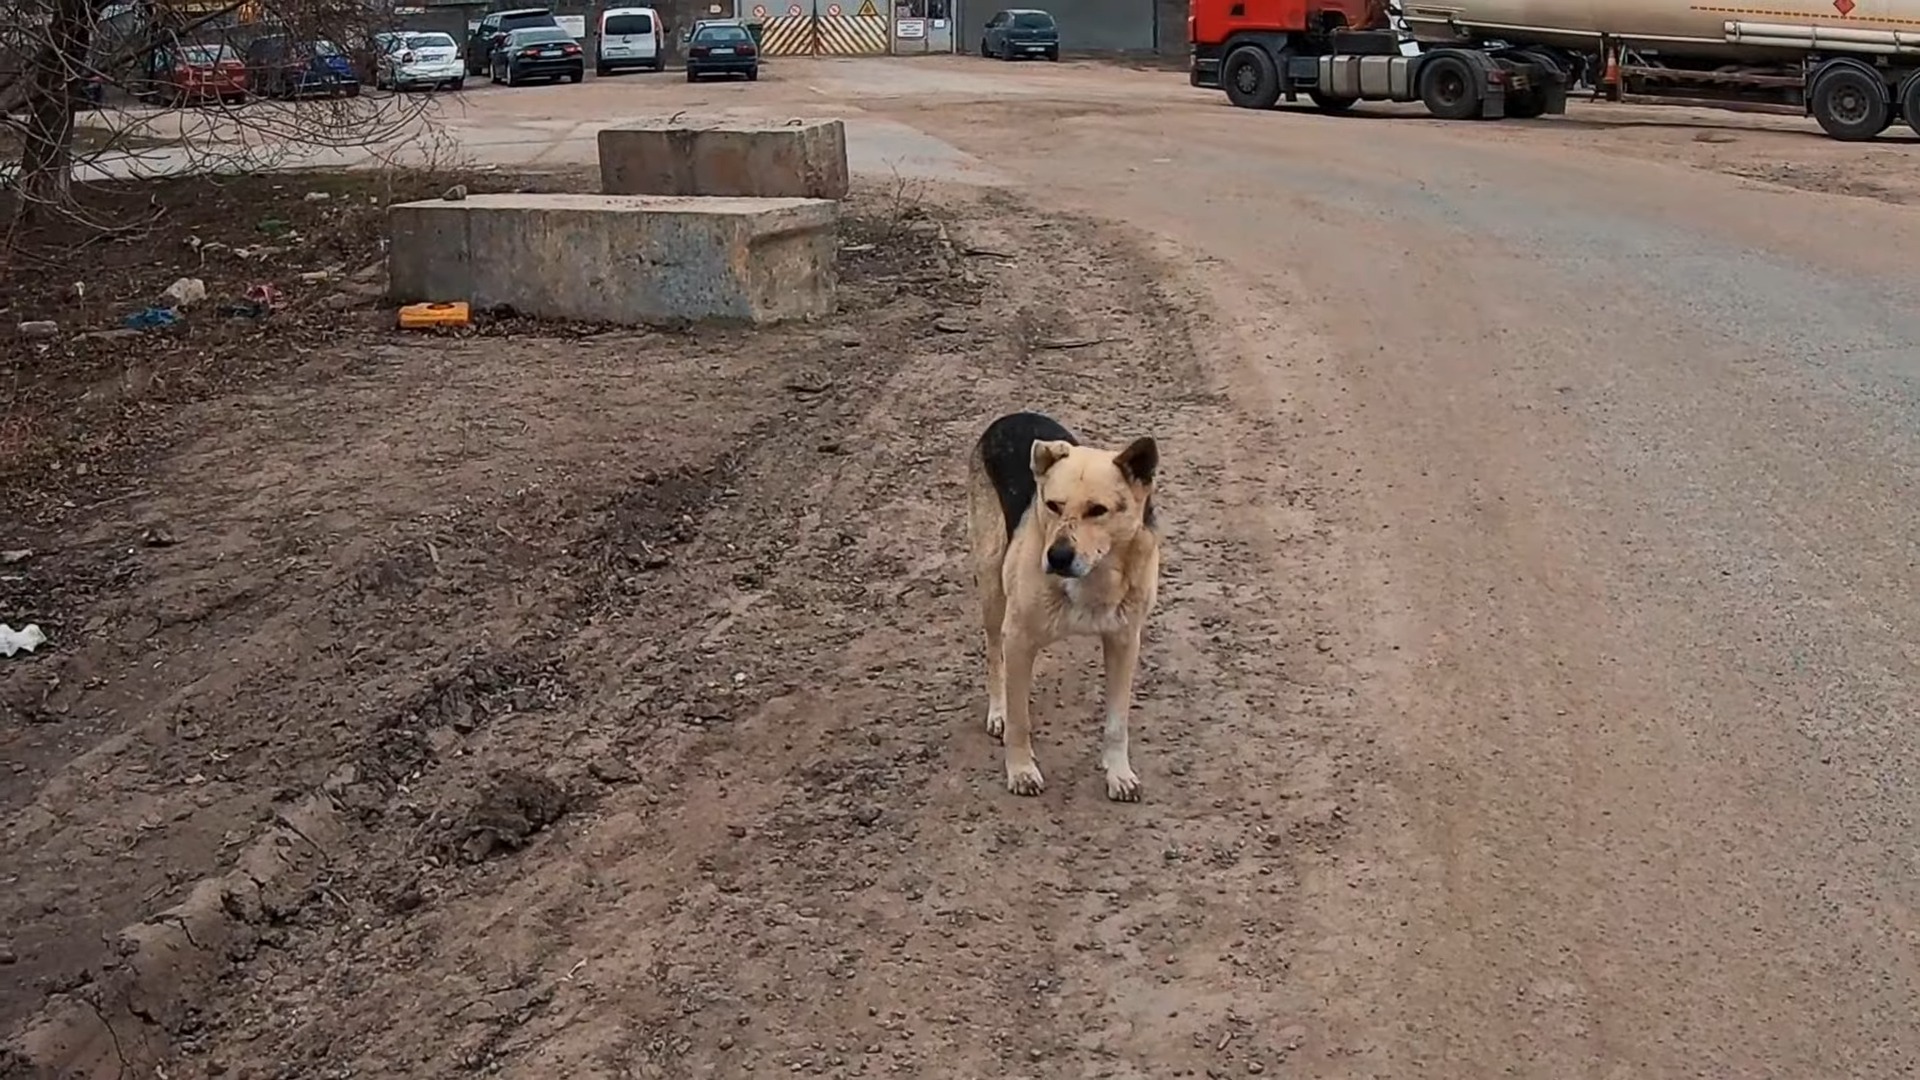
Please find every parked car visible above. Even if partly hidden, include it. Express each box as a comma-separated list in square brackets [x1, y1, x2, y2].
[466, 7, 559, 76]
[141, 43, 249, 105]
[489, 26, 585, 85]
[596, 6, 663, 75]
[245, 35, 362, 98]
[980, 8, 1059, 61]
[373, 30, 465, 90]
[685, 19, 758, 82]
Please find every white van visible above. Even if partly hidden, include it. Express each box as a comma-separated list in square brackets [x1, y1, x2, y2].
[596, 6, 664, 74]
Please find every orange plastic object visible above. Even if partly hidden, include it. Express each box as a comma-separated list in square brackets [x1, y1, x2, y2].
[398, 301, 470, 330]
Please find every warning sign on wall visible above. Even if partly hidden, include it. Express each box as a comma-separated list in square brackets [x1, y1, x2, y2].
[855, 0, 878, 14]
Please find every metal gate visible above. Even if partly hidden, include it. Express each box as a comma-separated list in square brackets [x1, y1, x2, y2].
[888, 0, 951, 53]
[753, 0, 888, 55]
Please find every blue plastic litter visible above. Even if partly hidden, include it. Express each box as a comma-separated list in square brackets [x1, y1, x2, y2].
[123, 306, 180, 330]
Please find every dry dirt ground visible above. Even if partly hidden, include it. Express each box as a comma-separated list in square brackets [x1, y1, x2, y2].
[8, 55, 1920, 1080]
[3, 165, 1330, 1079]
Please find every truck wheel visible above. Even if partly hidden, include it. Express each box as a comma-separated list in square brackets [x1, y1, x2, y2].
[1502, 50, 1561, 118]
[1810, 63, 1890, 141]
[1222, 45, 1280, 110]
[1503, 85, 1548, 118]
[1904, 74, 1920, 138]
[1307, 89, 1356, 113]
[1418, 54, 1481, 120]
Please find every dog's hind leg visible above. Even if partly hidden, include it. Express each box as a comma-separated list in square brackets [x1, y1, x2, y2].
[968, 457, 1012, 741]
[1099, 627, 1144, 802]
[981, 583, 1008, 740]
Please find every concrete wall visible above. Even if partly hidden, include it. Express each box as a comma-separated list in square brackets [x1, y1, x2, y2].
[956, 0, 1156, 53]
[389, 194, 839, 325]
[599, 119, 850, 200]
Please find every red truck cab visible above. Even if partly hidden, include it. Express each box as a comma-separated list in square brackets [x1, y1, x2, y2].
[1187, 0, 1563, 121]
[1189, 0, 1389, 88]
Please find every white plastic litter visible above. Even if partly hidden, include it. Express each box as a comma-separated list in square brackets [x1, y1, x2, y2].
[0, 623, 48, 657]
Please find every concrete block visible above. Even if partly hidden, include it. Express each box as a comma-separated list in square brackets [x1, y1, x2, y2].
[597, 118, 850, 201]
[388, 194, 837, 326]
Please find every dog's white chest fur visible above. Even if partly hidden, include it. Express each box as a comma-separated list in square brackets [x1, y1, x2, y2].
[1055, 578, 1132, 637]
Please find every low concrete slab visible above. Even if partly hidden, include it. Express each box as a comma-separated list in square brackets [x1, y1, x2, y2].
[388, 193, 838, 326]
[597, 118, 851, 201]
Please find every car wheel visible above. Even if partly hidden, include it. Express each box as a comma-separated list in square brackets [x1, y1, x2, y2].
[596, 64, 611, 76]
[686, 69, 698, 82]
[568, 68, 583, 83]
[651, 58, 664, 71]
[449, 78, 464, 91]
[1046, 47, 1058, 61]
[746, 66, 758, 81]
[346, 81, 361, 97]
[979, 39, 988, 57]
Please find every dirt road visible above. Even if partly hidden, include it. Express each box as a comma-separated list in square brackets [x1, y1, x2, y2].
[7, 58, 1920, 1080]
[866, 70, 1920, 1076]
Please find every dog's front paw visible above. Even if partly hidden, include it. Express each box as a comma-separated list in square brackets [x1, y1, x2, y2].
[985, 706, 1005, 741]
[1006, 759, 1045, 796]
[1104, 766, 1142, 803]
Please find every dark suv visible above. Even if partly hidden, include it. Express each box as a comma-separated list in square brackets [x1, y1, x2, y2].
[684, 19, 758, 82]
[980, 8, 1059, 61]
[466, 7, 559, 75]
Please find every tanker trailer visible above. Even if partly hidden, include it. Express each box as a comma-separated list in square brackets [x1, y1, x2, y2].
[1190, 0, 1920, 139]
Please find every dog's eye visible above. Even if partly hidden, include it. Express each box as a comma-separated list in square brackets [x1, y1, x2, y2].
[1085, 504, 1108, 518]
[1044, 500, 1063, 515]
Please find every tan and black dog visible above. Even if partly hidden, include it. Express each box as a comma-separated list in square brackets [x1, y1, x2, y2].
[967, 411, 1161, 801]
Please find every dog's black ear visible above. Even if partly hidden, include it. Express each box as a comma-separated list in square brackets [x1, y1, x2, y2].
[1114, 437, 1158, 485]
[1030, 439, 1074, 478]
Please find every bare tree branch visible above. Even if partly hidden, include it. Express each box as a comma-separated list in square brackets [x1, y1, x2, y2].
[2, 0, 462, 247]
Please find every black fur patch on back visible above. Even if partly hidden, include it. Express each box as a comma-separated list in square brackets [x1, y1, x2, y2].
[977, 411, 1078, 541]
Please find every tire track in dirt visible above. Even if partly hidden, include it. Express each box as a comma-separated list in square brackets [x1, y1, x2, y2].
[2, 193, 968, 1076]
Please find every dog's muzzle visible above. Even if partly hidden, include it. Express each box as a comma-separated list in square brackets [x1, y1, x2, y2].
[1045, 541, 1080, 577]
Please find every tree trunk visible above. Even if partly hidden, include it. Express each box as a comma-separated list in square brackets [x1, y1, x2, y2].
[11, 0, 93, 225]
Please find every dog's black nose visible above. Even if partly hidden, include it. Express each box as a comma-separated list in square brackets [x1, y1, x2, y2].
[1046, 541, 1076, 576]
